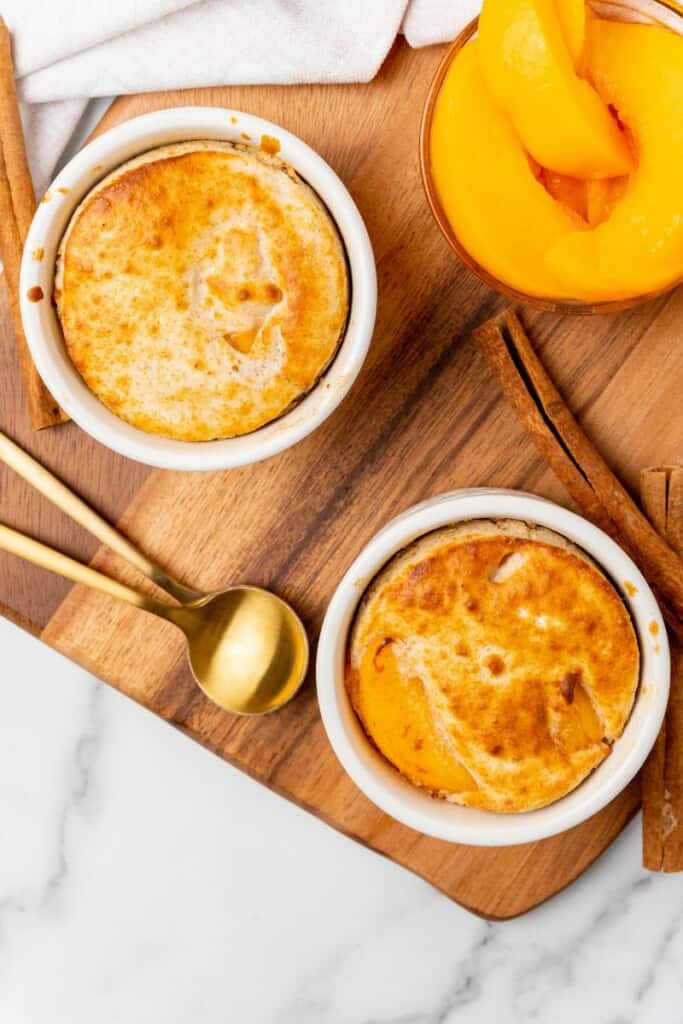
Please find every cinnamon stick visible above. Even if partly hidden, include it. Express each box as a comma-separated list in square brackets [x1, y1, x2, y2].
[641, 467, 683, 871]
[0, 17, 67, 430]
[0, 18, 35, 241]
[473, 309, 683, 643]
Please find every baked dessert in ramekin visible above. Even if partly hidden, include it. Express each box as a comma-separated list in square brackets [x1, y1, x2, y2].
[55, 141, 349, 442]
[20, 107, 376, 470]
[317, 490, 669, 846]
[346, 518, 639, 813]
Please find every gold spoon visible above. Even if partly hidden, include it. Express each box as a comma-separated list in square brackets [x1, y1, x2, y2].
[0, 432, 308, 715]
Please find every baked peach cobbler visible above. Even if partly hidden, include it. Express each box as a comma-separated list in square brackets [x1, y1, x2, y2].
[346, 521, 640, 812]
[55, 142, 349, 441]
[429, 0, 683, 302]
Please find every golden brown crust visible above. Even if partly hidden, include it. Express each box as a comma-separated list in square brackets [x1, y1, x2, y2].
[346, 519, 640, 812]
[56, 142, 349, 441]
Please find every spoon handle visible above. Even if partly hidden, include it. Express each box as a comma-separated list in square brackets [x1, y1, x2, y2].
[0, 521, 180, 622]
[0, 431, 202, 605]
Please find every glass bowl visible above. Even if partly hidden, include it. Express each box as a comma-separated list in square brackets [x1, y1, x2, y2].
[419, 0, 683, 314]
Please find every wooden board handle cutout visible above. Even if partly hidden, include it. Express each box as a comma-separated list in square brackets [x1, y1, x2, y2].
[0, 18, 67, 430]
[641, 467, 683, 871]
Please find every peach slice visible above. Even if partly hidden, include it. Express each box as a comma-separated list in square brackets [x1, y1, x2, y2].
[546, 20, 683, 300]
[355, 642, 477, 794]
[558, 0, 586, 67]
[538, 172, 626, 225]
[541, 171, 589, 220]
[430, 38, 581, 299]
[553, 671, 605, 750]
[478, 0, 634, 178]
[585, 176, 628, 227]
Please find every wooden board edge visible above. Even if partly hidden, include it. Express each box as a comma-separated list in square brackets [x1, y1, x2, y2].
[5, 60, 668, 919]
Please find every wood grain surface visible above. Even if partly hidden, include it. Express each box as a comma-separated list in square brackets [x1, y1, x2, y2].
[1, 41, 681, 919]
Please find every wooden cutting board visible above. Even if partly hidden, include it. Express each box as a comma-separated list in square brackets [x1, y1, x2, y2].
[1, 40, 681, 920]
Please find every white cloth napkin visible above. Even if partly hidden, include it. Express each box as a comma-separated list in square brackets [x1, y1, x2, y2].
[2, 0, 481, 195]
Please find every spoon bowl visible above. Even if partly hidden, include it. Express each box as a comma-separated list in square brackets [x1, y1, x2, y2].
[171, 586, 309, 715]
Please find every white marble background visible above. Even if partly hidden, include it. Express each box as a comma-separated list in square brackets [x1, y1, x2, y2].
[2, 613, 683, 1023]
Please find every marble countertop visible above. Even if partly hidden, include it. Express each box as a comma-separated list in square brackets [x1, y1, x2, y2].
[2, 613, 683, 1023]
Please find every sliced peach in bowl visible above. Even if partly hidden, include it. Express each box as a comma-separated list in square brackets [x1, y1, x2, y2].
[421, 0, 683, 312]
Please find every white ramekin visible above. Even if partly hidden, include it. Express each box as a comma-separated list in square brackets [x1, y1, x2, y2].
[317, 489, 670, 847]
[19, 107, 377, 471]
